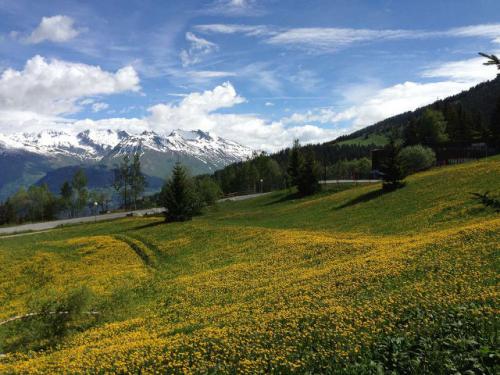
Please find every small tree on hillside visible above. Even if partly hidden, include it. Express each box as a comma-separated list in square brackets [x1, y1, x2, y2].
[398, 145, 436, 175]
[404, 109, 448, 146]
[130, 153, 146, 209]
[71, 169, 88, 215]
[195, 176, 222, 206]
[381, 131, 406, 191]
[297, 152, 321, 197]
[287, 139, 304, 187]
[160, 163, 201, 222]
[60, 181, 73, 217]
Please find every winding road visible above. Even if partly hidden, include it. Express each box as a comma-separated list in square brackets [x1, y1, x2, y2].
[0, 193, 272, 237]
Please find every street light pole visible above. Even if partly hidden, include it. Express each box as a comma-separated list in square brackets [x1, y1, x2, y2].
[94, 201, 98, 223]
[260, 179, 263, 193]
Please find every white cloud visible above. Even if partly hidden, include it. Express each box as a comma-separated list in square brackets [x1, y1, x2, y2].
[329, 57, 497, 129]
[187, 70, 236, 79]
[204, 0, 265, 17]
[0, 55, 140, 117]
[422, 56, 497, 83]
[447, 24, 500, 39]
[25, 15, 80, 44]
[195, 24, 271, 36]
[284, 56, 498, 131]
[1, 53, 496, 151]
[145, 82, 341, 150]
[180, 32, 218, 67]
[0, 56, 140, 133]
[195, 23, 500, 52]
[282, 108, 345, 125]
[91, 102, 109, 112]
[147, 82, 245, 129]
[26, 82, 338, 151]
[264, 101, 274, 106]
[266, 27, 415, 51]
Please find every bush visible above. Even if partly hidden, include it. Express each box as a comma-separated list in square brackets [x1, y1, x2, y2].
[195, 176, 222, 206]
[398, 145, 436, 175]
[1, 287, 93, 353]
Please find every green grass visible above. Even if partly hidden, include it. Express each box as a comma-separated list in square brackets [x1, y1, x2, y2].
[0, 157, 499, 373]
[336, 133, 388, 146]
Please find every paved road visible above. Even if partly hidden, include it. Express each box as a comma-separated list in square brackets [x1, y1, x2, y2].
[0, 207, 166, 236]
[0, 193, 272, 236]
[320, 179, 381, 184]
[218, 192, 272, 202]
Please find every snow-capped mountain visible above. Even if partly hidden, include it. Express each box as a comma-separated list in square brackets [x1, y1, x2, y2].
[0, 129, 128, 161]
[0, 128, 252, 164]
[0, 129, 253, 199]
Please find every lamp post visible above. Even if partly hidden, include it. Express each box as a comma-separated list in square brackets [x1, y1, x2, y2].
[260, 179, 263, 193]
[94, 201, 98, 223]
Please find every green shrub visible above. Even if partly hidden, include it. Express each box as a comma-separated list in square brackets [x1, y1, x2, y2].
[195, 176, 222, 206]
[0, 287, 94, 353]
[398, 145, 436, 175]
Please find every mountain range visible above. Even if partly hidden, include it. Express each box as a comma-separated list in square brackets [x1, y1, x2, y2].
[0, 129, 253, 200]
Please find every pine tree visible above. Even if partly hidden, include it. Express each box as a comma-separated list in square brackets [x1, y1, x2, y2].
[381, 131, 406, 191]
[60, 181, 73, 217]
[297, 151, 321, 197]
[160, 163, 200, 222]
[287, 139, 304, 187]
[416, 109, 449, 146]
[490, 96, 500, 148]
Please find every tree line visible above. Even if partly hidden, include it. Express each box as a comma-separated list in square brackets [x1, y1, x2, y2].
[159, 139, 322, 222]
[212, 143, 377, 196]
[0, 153, 149, 226]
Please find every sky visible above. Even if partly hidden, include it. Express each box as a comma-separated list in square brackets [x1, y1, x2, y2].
[0, 0, 499, 151]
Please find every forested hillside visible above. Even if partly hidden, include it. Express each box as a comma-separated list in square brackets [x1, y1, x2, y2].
[212, 77, 500, 195]
[336, 77, 500, 146]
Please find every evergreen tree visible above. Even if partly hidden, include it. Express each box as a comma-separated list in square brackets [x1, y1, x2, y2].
[297, 152, 321, 197]
[479, 52, 500, 72]
[490, 96, 500, 147]
[160, 163, 200, 222]
[287, 139, 304, 187]
[130, 153, 146, 209]
[416, 109, 449, 146]
[60, 181, 73, 217]
[381, 131, 406, 191]
[0, 199, 15, 225]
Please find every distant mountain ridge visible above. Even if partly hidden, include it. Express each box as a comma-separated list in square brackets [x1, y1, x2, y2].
[0, 129, 253, 200]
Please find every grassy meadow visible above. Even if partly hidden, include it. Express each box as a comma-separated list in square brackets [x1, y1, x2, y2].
[0, 157, 499, 373]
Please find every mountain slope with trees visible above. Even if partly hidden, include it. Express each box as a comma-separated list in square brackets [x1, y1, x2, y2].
[335, 77, 500, 147]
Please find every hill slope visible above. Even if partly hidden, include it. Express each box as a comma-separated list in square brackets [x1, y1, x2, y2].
[334, 76, 500, 145]
[0, 157, 498, 373]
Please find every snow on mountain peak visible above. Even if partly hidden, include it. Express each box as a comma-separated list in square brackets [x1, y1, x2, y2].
[0, 128, 253, 166]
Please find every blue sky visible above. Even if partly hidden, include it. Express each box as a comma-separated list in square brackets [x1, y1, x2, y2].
[0, 0, 499, 150]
